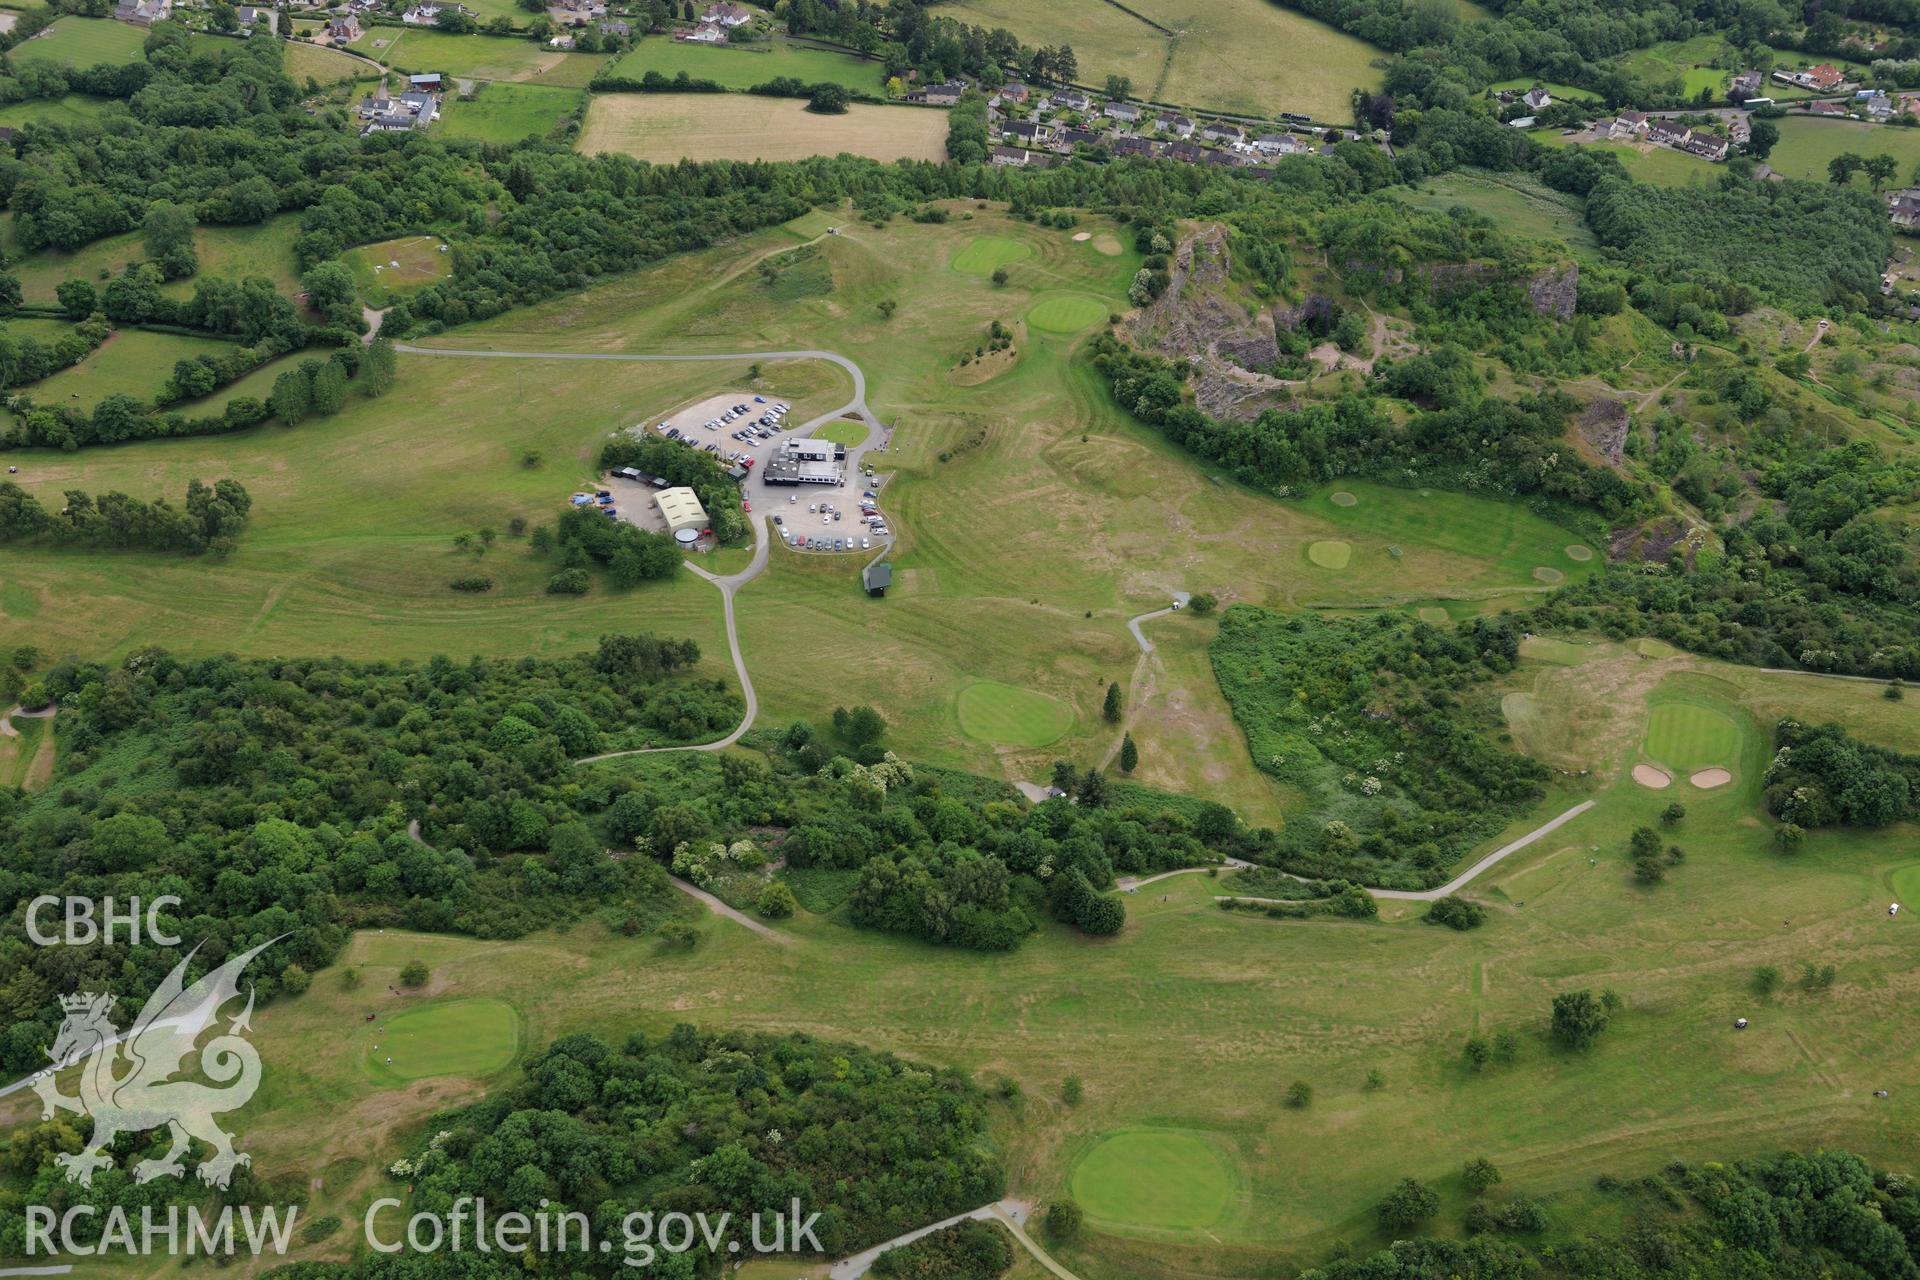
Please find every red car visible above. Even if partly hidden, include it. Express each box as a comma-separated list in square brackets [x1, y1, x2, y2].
[742, 499, 752, 512]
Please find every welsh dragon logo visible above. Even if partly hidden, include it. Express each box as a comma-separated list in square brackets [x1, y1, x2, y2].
[32, 938, 278, 1188]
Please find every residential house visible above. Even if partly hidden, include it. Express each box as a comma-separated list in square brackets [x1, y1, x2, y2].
[1055, 90, 1090, 112]
[1867, 93, 1895, 119]
[234, 5, 261, 28]
[1057, 126, 1100, 149]
[402, 4, 445, 24]
[1806, 99, 1847, 115]
[1647, 120, 1691, 146]
[1254, 132, 1309, 156]
[1003, 119, 1050, 144]
[1000, 81, 1030, 103]
[701, 1, 751, 25]
[1730, 69, 1763, 99]
[1104, 100, 1141, 122]
[1683, 133, 1729, 161]
[1161, 113, 1194, 137]
[357, 90, 438, 136]
[678, 21, 724, 41]
[1200, 120, 1242, 143]
[990, 145, 1032, 166]
[547, 32, 573, 46]
[914, 81, 966, 106]
[598, 18, 629, 35]
[1888, 191, 1920, 228]
[1203, 148, 1244, 167]
[113, 0, 169, 25]
[325, 13, 360, 39]
[1606, 110, 1649, 141]
[1522, 85, 1551, 111]
[1168, 139, 1205, 163]
[1807, 62, 1846, 90]
[1111, 135, 1159, 157]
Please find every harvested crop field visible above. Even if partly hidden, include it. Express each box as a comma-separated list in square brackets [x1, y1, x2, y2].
[578, 94, 947, 164]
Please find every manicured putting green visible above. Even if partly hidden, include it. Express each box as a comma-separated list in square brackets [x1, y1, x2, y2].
[1091, 234, 1122, 255]
[956, 680, 1074, 747]
[1565, 544, 1594, 561]
[1071, 1129, 1236, 1231]
[1891, 863, 1920, 905]
[1533, 566, 1564, 584]
[951, 236, 1031, 275]
[1307, 540, 1352, 569]
[366, 997, 519, 1083]
[814, 419, 868, 447]
[1329, 490, 1358, 507]
[1026, 295, 1108, 333]
[1644, 699, 1742, 772]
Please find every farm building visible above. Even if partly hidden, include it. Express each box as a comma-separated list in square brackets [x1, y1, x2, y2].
[654, 487, 708, 536]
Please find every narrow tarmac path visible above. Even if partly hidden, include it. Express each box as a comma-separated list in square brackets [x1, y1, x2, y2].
[1371, 800, 1596, 901]
[829, 1200, 1069, 1280]
[667, 875, 793, 945]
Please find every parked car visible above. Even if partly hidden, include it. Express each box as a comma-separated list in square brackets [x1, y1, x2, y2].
[773, 514, 783, 525]
[754, 395, 767, 403]
[860, 537, 870, 550]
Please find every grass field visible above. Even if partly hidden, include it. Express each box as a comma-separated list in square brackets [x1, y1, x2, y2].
[8, 215, 305, 306]
[955, 680, 1076, 747]
[1306, 538, 1352, 569]
[283, 37, 378, 84]
[951, 236, 1032, 276]
[0, 716, 53, 792]
[1644, 695, 1744, 772]
[11, 16, 146, 69]
[1027, 295, 1108, 334]
[1526, 129, 1719, 187]
[20, 328, 239, 410]
[373, 28, 609, 86]
[1388, 169, 1599, 255]
[815, 418, 869, 447]
[341, 235, 453, 307]
[1487, 77, 1602, 104]
[940, 0, 1382, 121]
[578, 94, 949, 164]
[363, 996, 521, 1084]
[1892, 863, 1920, 904]
[0, 93, 117, 128]
[438, 82, 582, 144]
[606, 36, 880, 93]
[1070, 1129, 1240, 1236]
[1765, 115, 1920, 184]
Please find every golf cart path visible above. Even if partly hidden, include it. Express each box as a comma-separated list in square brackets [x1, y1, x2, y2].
[399, 343, 885, 762]
[1117, 858, 1253, 890]
[0, 703, 54, 739]
[830, 1199, 1073, 1280]
[667, 874, 793, 945]
[1125, 591, 1189, 654]
[1372, 800, 1596, 900]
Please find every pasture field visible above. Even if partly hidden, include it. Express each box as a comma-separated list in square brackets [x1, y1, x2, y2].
[411, 211, 1599, 797]
[11, 16, 146, 69]
[438, 82, 582, 144]
[939, 0, 1382, 120]
[0, 92, 117, 128]
[81, 655, 1920, 1279]
[1765, 115, 1920, 184]
[374, 29, 610, 86]
[18, 328, 238, 410]
[341, 235, 453, 306]
[577, 93, 949, 164]
[283, 37, 377, 83]
[1388, 168, 1599, 254]
[1607, 36, 1739, 96]
[1527, 129, 1719, 186]
[362, 997, 521, 1084]
[605, 36, 880, 93]
[8, 214, 305, 305]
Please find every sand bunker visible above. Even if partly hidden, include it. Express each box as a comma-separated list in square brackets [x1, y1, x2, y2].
[1330, 491, 1358, 507]
[1690, 767, 1732, 789]
[1565, 544, 1594, 562]
[1633, 764, 1672, 789]
[1072, 232, 1092, 241]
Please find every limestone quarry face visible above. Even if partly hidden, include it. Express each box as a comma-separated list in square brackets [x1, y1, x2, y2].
[1125, 225, 1292, 421]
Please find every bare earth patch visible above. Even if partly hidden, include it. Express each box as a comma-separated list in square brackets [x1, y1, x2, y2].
[1633, 763, 1672, 789]
[1072, 232, 1093, 242]
[1691, 767, 1732, 789]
